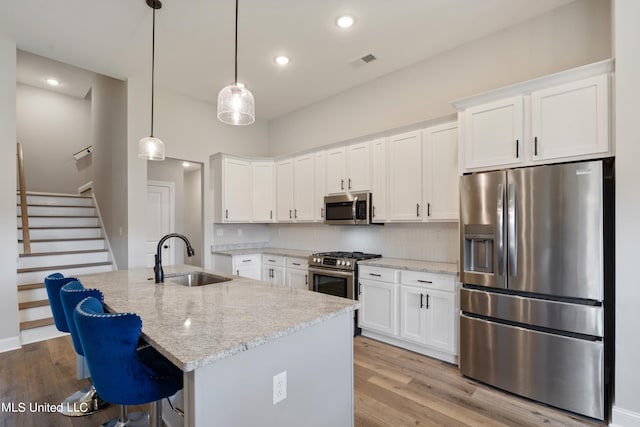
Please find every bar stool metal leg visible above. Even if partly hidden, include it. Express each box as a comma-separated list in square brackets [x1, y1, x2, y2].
[59, 383, 109, 416]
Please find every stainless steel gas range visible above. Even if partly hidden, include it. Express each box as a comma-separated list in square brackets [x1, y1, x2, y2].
[308, 251, 382, 300]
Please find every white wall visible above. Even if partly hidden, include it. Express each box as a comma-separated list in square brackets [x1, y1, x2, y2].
[612, 1, 640, 425]
[0, 35, 19, 351]
[16, 84, 91, 193]
[126, 81, 269, 269]
[268, 0, 611, 156]
[184, 168, 203, 267]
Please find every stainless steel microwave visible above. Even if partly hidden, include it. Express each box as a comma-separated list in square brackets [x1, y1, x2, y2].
[324, 192, 371, 225]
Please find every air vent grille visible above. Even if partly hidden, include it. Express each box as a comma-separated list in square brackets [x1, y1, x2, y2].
[360, 53, 377, 63]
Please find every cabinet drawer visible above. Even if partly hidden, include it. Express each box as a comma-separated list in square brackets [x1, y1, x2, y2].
[359, 266, 399, 283]
[286, 257, 308, 270]
[400, 270, 456, 292]
[232, 254, 260, 267]
[262, 254, 286, 267]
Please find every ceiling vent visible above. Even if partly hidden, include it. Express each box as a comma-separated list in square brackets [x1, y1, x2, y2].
[349, 53, 378, 68]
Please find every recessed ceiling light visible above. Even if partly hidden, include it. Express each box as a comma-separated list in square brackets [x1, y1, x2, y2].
[336, 15, 354, 29]
[183, 162, 190, 167]
[274, 56, 290, 65]
[46, 78, 60, 86]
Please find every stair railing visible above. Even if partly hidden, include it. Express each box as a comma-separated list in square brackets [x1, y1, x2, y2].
[17, 143, 31, 254]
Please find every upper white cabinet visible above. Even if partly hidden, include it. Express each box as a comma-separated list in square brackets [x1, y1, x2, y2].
[463, 96, 525, 170]
[251, 161, 275, 223]
[370, 138, 388, 222]
[213, 155, 251, 223]
[388, 131, 422, 221]
[325, 142, 371, 194]
[531, 74, 609, 162]
[276, 155, 315, 222]
[422, 122, 459, 221]
[314, 151, 326, 221]
[455, 59, 613, 172]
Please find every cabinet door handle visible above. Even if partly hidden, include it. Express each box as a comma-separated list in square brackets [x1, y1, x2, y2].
[417, 279, 432, 284]
[305, 274, 308, 285]
[294, 209, 297, 219]
[236, 269, 239, 276]
[516, 139, 519, 158]
[270, 210, 273, 220]
[359, 282, 362, 295]
[416, 203, 420, 217]
[225, 209, 229, 219]
[292, 262, 301, 266]
[348, 178, 352, 189]
[321, 207, 324, 218]
[420, 293, 424, 309]
[268, 259, 276, 263]
[427, 203, 431, 217]
[426, 294, 430, 309]
[341, 179, 344, 190]
[369, 273, 382, 277]
[372, 205, 376, 218]
[534, 136, 538, 156]
[242, 259, 252, 263]
[289, 209, 292, 219]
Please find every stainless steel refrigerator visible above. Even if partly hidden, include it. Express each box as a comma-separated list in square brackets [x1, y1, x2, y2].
[459, 159, 614, 421]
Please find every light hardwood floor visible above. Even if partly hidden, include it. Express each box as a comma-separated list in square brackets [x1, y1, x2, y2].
[0, 335, 603, 426]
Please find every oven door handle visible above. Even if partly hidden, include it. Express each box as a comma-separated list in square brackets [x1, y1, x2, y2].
[308, 267, 355, 279]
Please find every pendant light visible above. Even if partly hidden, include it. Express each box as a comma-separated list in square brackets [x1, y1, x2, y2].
[138, 0, 165, 160]
[217, 0, 255, 126]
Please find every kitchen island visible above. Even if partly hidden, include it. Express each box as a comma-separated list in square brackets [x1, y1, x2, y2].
[78, 265, 358, 427]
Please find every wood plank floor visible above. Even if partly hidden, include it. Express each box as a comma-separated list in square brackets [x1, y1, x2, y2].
[0, 335, 603, 426]
[354, 337, 602, 427]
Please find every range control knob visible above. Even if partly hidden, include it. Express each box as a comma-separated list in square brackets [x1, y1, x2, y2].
[346, 261, 351, 267]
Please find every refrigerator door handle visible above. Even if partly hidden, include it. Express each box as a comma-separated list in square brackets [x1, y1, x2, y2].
[508, 182, 517, 276]
[496, 183, 505, 276]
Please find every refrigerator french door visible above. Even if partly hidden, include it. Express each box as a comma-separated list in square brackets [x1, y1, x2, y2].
[459, 159, 614, 421]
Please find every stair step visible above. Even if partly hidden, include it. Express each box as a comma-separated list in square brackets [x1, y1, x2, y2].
[19, 227, 103, 240]
[18, 251, 110, 270]
[20, 317, 54, 331]
[19, 216, 99, 227]
[19, 300, 50, 310]
[17, 193, 93, 207]
[19, 249, 108, 258]
[19, 238, 106, 254]
[18, 283, 44, 291]
[17, 263, 114, 286]
[17, 261, 113, 274]
[17, 205, 96, 217]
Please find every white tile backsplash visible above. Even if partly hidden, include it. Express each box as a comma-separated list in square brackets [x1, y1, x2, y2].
[266, 222, 458, 263]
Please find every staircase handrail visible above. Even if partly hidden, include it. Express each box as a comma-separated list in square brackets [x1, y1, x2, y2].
[17, 143, 31, 254]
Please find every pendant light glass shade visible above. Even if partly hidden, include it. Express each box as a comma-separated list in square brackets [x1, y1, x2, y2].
[217, 83, 255, 125]
[138, 136, 165, 161]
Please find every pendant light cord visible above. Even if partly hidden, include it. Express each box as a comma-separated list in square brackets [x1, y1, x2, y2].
[234, 0, 238, 85]
[151, 5, 156, 137]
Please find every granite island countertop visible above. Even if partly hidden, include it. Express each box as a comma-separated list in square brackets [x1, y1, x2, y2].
[77, 265, 357, 372]
[212, 247, 313, 258]
[358, 257, 458, 275]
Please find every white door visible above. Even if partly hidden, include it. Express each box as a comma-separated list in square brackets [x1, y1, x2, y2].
[146, 181, 175, 268]
[424, 289, 456, 354]
[423, 122, 459, 221]
[346, 142, 370, 192]
[388, 131, 422, 221]
[286, 268, 308, 290]
[293, 154, 315, 221]
[276, 159, 294, 221]
[314, 151, 326, 221]
[325, 147, 346, 194]
[223, 158, 251, 222]
[370, 138, 388, 222]
[358, 279, 398, 336]
[251, 161, 275, 222]
[399, 285, 428, 345]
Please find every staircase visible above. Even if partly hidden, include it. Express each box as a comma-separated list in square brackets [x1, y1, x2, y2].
[17, 192, 116, 344]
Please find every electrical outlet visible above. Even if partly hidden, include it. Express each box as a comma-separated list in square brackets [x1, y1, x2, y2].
[273, 371, 287, 405]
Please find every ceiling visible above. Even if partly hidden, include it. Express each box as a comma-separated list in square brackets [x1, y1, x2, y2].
[2, 0, 575, 120]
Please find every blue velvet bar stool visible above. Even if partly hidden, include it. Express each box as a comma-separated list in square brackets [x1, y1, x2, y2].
[73, 296, 184, 427]
[43, 273, 108, 416]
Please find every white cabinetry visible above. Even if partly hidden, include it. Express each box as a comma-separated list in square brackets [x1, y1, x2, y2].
[422, 122, 458, 221]
[370, 138, 388, 222]
[285, 257, 309, 290]
[276, 156, 315, 222]
[359, 266, 458, 363]
[213, 156, 251, 223]
[262, 255, 286, 286]
[251, 161, 275, 222]
[456, 60, 613, 172]
[358, 266, 399, 336]
[314, 151, 326, 221]
[388, 131, 422, 221]
[463, 96, 524, 170]
[212, 253, 261, 280]
[531, 74, 609, 162]
[325, 142, 370, 194]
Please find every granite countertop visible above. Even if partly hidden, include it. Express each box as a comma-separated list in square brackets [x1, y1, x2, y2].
[358, 258, 458, 275]
[77, 265, 357, 372]
[212, 247, 313, 259]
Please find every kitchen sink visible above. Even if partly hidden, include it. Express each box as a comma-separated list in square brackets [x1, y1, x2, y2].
[165, 271, 232, 287]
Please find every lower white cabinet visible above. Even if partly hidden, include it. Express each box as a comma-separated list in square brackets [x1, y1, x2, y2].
[262, 264, 285, 286]
[359, 265, 458, 363]
[212, 253, 261, 280]
[286, 268, 308, 290]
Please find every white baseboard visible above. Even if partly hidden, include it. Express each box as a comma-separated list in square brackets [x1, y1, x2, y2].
[611, 406, 640, 427]
[0, 335, 21, 353]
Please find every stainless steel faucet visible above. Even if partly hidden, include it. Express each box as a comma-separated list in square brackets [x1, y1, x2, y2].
[154, 233, 195, 283]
